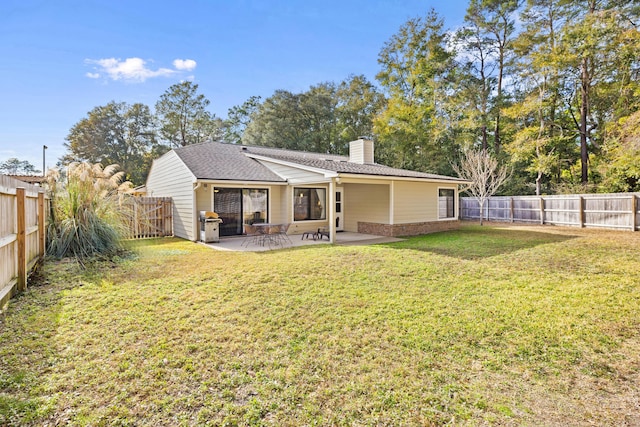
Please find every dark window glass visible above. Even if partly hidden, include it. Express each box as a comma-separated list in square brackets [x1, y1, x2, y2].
[438, 189, 455, 219]
[294, 188, 326, 221]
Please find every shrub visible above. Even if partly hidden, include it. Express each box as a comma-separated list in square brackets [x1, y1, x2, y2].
[46, 162, 132, 262]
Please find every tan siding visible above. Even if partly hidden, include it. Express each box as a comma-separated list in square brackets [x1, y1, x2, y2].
[269, 186, 285, 224]
[393, 181, 441, 223]
[196, 185, 212, 212]
[146, 151, 196, 240]
[343, 183, 389, 231]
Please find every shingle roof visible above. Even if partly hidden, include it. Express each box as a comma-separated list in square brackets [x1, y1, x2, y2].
[173, 142, 286, 182]
[245, 145, 466, 182]
[174, 141, 465, 183]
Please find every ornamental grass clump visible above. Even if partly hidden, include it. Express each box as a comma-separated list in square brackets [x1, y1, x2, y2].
[47, 162, 132, 262]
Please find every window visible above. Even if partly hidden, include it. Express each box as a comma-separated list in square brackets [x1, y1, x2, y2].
[438, 188, 455, 219]
[215, 188, 269, 236]
[294, 188, 326, 221]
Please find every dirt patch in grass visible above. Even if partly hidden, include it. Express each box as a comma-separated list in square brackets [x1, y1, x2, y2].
[1, 227, 639, 425]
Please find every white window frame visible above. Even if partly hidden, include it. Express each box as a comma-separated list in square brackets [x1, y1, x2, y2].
[438, 186, 457, 220]
[292, 186, 328, 222]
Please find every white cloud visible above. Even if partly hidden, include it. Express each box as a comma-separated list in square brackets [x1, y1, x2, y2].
[85, 57, 198, 82]
[85, 57, 176, 82]
[173, 59, 197, 71]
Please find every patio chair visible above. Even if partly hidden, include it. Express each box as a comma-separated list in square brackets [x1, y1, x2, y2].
[241, 224, 262, 247]
[266, 223, 291, 247]
[317, 227, 330, 240]
[279, 223, 292, 245]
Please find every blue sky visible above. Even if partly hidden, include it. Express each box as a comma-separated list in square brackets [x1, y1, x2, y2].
[0, 0, 469, 172]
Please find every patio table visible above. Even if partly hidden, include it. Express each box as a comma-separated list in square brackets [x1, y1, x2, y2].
[253, 223, 289, 247]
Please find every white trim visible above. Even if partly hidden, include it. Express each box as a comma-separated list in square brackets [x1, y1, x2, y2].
[245, 154, 339, 178]
[437, 186, 458, 220]
[196, 179, 287, 186]
[389, 181, 395, 224]
[338, 173, 470, 185]
[291, 185, 329, 223]
[329, 179, 336, 242]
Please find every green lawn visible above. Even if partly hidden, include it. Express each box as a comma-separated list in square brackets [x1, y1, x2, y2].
[1, 225, 639, 426]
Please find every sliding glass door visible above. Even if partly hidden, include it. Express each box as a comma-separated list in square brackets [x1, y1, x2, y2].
[214, 188, 268, 236]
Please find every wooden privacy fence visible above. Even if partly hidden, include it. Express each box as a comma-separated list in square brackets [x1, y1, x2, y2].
[0, 175, 47, 312]
[461, 193, 639, 231]
[120, 196, 173, 239]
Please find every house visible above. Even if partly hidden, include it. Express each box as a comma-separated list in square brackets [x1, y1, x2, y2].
[6, 175, 47, 186]
[145, 139, 468, 243]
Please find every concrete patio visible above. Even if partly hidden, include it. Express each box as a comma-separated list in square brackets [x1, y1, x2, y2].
[200, 232, 404, 252]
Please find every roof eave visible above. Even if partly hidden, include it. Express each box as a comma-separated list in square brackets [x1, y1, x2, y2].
[337, 173, 471, 184]
[245, 153, 339, 178]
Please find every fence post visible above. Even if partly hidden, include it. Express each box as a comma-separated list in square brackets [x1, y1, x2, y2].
[486, 198, 490, 222]
[16, 188, 27, 292]
[578, 196, 585, 228]
[38, 191, 46, 259]
[510, 197, 514, 223]
[632, 195, 637, 232]
[539, 197, 545, 225]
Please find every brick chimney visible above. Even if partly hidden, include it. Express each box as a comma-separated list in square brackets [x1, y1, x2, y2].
[349, 138, 374, 164]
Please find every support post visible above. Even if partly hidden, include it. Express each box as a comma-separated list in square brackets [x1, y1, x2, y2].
[539, 197, 545, 225]
[329, 179, 336, 244]
[38, 191, 46, 259]
[17, 188, 27, 292]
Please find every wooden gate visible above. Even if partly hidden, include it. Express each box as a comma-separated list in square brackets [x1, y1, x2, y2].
[122, 197, 173, 239]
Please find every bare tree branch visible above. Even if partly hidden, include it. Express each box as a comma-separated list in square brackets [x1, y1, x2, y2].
[453, 149, 510, 225]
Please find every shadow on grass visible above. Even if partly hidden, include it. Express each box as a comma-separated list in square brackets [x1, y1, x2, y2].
[380, 225, 577, 260]
[0, 264, 72, 424]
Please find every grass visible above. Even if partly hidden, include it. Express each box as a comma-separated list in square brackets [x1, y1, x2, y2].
[1, 224, 639, 426]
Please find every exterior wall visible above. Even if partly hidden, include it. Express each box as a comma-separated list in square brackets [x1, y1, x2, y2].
[146, 151, 196, 240]
[358, 220, 461, 237]
[343, 183, 389, 232]
[268, 185, 285, 224]
[342, 180, 460, 236]
[195, 185, 212, 212]
[348, 139, 374, 164]
[393, 181, 441, 223]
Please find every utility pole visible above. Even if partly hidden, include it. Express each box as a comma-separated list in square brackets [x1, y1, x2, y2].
[42, 145, 47, 176]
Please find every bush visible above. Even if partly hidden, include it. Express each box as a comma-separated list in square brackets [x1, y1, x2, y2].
[46, 162, 132, 262]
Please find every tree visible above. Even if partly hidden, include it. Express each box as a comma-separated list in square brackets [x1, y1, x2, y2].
[0, 158, 40, 175]
[504, 0, 574, 195]
[223, 95, 262, 144]
[454, 17, 495, 151]
[156, 81, 222, 147]
[556, 0, 639, 184]
[375, 9, 459, 173]
[63, 101, 159, 185]
[453, 149, 510, 225]
[335, 75, 386, 153]
[243, 83, 340, 153]
[241, 77, 384, 155]
[598, 110, 640, 192]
